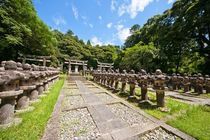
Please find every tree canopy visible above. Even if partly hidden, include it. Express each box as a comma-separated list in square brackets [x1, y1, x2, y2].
[123, 0, 210, 74]
[0, 0, 209, 74]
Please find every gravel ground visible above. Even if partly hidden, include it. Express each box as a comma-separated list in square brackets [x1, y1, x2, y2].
[59, 108, 100, 140]
[87, 86, 97, 88]
[64, 89, 80, 96]
[68, 86, 78, 89]
[90, 88, 102, 92]
[108, 103, 152, 126]
[139, 128, 181, 140]
[84, 83, 94, 86]
[96, 93, 116, 103]
[63, 95, 84, 108]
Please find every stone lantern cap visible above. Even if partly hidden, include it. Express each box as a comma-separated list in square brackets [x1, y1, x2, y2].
[4, 60, 17, 70]
[140, 69, 147, 75]
[30, 71, 40, 79]
[0, 61, 6, 71]
[1, 61, 6, 67]
[31, 64, 39, 71]
[0, 71, 25, 86]
[154, 69, 165, 82]
[130, 70, 135, 74]
[17, 62, 23, 71]
[23, 63, 31, 71]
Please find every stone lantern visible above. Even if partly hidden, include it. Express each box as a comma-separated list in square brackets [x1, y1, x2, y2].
[120, 70, 128, 94]
[128, 70, 137, 100]
[205, 75, 210, 93]
[177, 74, 184, 90]
[165, 75, 171, 88]
[95, 70, 100, 84]
[109, 70, 115, 90]
[183, 73, 190, 93]
[138, 69, 148, 101]
[171, 73, 178, 91]
[100, 69, 105, 85]
[103, 70, 108, 86]
[28, 64, 40, 100]
[114, 69, 120, 92]
[190, 74, 197, 92]
[98, 70, 101, 84]
[0, 61, 6, 71]
[106, 70, 111, 88]
[196, 73, 204, 94]
[17, 63, 34, 110]
[36, 66, 46, 95]
[43, 68, 51, 92]
[0, 61, 24, 125]
[153, 69, 165, 107]
[17, 62, 23, 71]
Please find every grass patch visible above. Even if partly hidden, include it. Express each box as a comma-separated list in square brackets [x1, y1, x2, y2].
[142, 96, 190, 119]
[117, 86, 190, 119]
[196, 93, 210, 99]
[0, 75, 66, 140]
[167, 106, 210, 140]
[120, 90, 191, 119]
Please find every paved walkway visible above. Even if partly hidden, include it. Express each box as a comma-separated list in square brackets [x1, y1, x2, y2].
[42, 75, 195, 140]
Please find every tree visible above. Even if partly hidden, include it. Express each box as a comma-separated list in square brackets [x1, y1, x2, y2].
[87, 40, 91, 46]
[130, 24, 140, 33]
[0, 0, 59, 63]
[120, 42, 158, 72]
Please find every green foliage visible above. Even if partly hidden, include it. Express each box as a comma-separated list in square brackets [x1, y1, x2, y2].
[120, 42, 158, 72]
[0, 0, 58, 61]
[0, 0, 209, 74]
[0, 0, 119, 68]
[54, 29, 120, 68]
[123, 0, 210, 74]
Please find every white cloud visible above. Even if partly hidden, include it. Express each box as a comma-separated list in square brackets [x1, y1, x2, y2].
[89, 24, 93, 28]
[118, 4, 127, 16]
[104, 41, 114, 45]
[91, 36, 114, 46]
[111, 0, 117, 11]
[91, 36, 102, 46]
[107, 22, 113, 28]
[167, 0, 175, 4]
[72, 5, 79, 19]
[53, 16, 66, 26]
[118, 0, 153, 19]
[98, 16, 102, 20]
[115, 24, 131, 42]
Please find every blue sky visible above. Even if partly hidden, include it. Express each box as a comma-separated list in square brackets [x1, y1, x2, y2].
[33, 0, 175, 46]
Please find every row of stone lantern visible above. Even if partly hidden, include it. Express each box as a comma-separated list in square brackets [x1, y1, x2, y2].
[0, 60, 59, 127]
[92, 69, 166, 107]
[92, 69, 210, 106]
[166, 73, 210, 94]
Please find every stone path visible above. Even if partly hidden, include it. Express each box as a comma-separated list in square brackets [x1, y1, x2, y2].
[42, 75, 195, 140]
